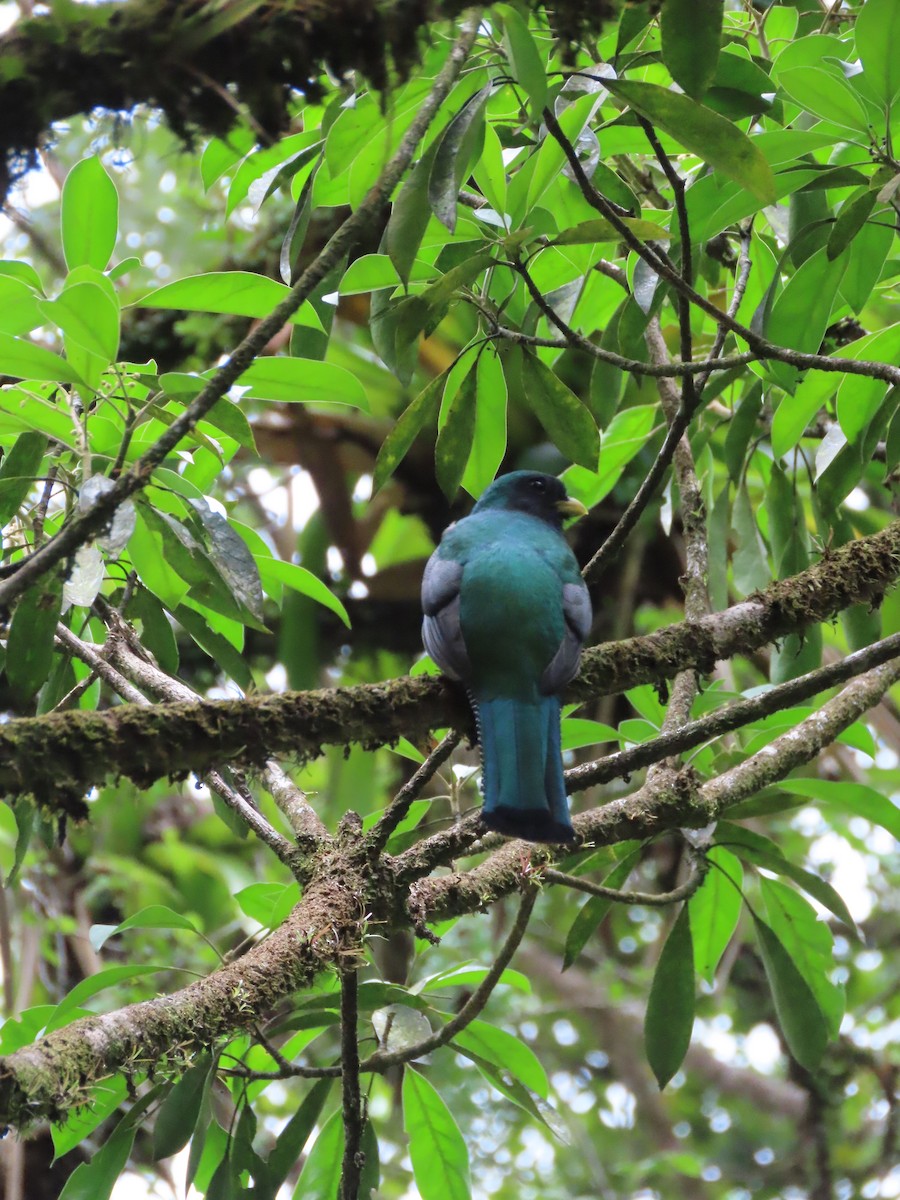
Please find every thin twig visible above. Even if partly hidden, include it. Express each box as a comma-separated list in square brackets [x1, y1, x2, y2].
[697, 222, 753, 393]
[541, 105, 900, 390]
[582, 402, 692, 585]
[228, 884, 539, 1082]
[338, 970, 364, 1200]
[367, 731, 461, 856]
[564, 630, 900, 792]
[544, 854, 708, 906]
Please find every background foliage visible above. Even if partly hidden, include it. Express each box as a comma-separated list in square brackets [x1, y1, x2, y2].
[0, 1, 898, 1199]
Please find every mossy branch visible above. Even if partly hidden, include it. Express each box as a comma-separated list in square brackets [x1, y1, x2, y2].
[4, 520, 899, 816]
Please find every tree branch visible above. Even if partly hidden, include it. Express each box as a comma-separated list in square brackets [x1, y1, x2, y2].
[3, 521, 899, 812]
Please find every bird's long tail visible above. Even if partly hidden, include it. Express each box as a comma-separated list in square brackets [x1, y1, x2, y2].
[474, 694, 575, 843]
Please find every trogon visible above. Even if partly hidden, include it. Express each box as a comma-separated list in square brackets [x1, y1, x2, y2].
[422, 471, 591, 843]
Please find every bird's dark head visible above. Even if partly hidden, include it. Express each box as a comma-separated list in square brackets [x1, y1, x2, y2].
[471, 471, 588, 527]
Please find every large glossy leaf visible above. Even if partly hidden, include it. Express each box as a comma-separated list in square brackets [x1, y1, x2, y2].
[256, 556, 350, 627]
[603, 79, 775, 203]
[856, 0, 900, 106]
[715, 822, 855, 930]
[563, 850, 641, 970]
[452, 1020, 549, 1098]
[135, 273, 324, 328]
[497, 4, 547, 117]
[660, 0, 723, 99]
[0, 430, 47, 527]
[775, 778, 900, 841]
[761, 877, 844, 1038]
[462, 349, 507, 497]
[521, 352, 600, 469]
[38, 281, 120, 364]
[688, 847, 743, 984]
[153, 1055, 213, 1161]
[765, 246, 847, 393]
[57, 1113, 137, 1200]
[61, 157, 118, 272]
[753, 913, 828, 1071]
[403, 1068, 471, 1200]
[0, 274, 43, 336]
[373, 369, 448, 492]
[290, 1108, 343, 1200]
[428, 82, 492, 232]
[435, 357, 478, 498]
[0, 334, 83, 384]
[266, 1079, 333, 1196]
[645, 904, 695, 1089]
[778, 66, 870, 132]
[7, 574, 63, 705]
[235, 358, 369, 409]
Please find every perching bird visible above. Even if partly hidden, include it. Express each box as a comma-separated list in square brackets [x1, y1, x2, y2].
[422, 471, 591, 843]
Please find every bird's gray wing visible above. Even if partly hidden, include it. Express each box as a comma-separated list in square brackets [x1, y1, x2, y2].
[540, 580, 592, 694]
[421, 554, 470, 681]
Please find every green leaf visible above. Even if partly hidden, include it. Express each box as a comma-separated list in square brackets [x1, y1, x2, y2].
[715, 822, 856, 931]
[48, 964, 169, 1032]
[61, 157, 119, 272]
[38, 281, 120, 364]
[856, 0, 900, 106]
[723, 383, 762, 481]
[135, 272, 323, 328]
[52, 1076, 128, 1161]
[452, 1020, 549, 1098]
[0, 333, 83, 383]
[235, 357, 369, 409]
[521, 352, 600, 469]
[403, 1068, 471, 1200]
[498, 4, 547, 118]
[236, 881, 300, 927]
[153, 1055, 213, 1161]
[753, 913, 828, 1071]
[461, 349, 507, 498]
[280, 151, 323, 286]
[603, 79, 775, 204]
[778, 66, 870, 133]
[339, 253, 433, 296]
[58, 1113, 137, 1200]
[91, 904, 204, 953]
[660, 0, 723, 99]
[373, 369, 447, 492]
[688, 847, 743, 984]
[765, 248, 848, 393]
[290, 1108, 342, 1199]
[526, 93, 599, 214]
[563, 850, 641, 970]
[256, 556, 350, 627]
[775, 778, 900, 841]
[731, 483, 769, 595]
[0, 273, 43, 336]
[387, 138, 441, 286]
[188, 499, 266, 625]
[644, 904, 695, 1089]
[429, 82, 492, 232]
[827, 189, 877, 261]
[436, 357, 478, 498]
[454, 1045, 566, 1139]
[841, 208, 893, 312]
[0, 430, 47, 526]
[7, 574, 62, 705]
[173, 603, 253, 689]
[761, 877, 844, 1038]
[267, 1079, 333, 1194]
[550, 217, 670, 245]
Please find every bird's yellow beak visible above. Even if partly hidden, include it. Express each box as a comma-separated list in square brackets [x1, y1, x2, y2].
[556, 497, 589, 520]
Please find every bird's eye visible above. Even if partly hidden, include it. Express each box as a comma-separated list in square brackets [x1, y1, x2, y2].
[529, 478, 546, 491]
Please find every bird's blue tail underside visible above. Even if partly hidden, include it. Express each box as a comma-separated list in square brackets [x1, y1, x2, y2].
[475, 694, 576, 843]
